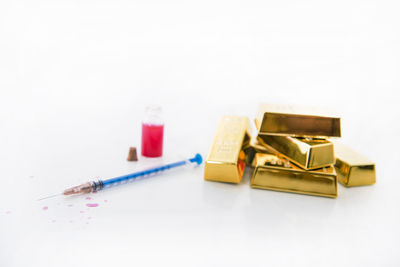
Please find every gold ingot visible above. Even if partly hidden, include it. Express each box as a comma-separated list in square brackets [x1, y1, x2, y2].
[257, 135, 335, 170]
[242, 137, 275, 166]
[255, 103, 341, 138]
[251, 153, 337, 198]
[204, 116, 251, 184]
[333, 142, 376, 187]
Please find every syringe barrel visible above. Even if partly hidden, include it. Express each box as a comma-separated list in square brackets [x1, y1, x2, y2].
[102, 154, 202, 188]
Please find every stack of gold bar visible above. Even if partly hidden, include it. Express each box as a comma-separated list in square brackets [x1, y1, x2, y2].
[252, 104, 340, 198]
[204, 104, 376, 198]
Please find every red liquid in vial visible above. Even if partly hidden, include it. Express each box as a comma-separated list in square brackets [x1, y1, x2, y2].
[141, 123, 164, 157]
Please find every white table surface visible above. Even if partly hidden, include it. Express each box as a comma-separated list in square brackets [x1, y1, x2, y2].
[1, 0, 399, 266]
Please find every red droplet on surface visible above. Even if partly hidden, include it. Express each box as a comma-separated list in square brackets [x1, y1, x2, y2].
[86, 203, 99, 208]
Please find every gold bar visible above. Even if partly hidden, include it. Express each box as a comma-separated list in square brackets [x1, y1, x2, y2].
[250, 153, 337, 198]
[333, 142, 376, 187]
[204, 116, 251, 184]
[255, 103, 341, 138]
[243, 138, 275, 166]
[257, 135, 335, 170]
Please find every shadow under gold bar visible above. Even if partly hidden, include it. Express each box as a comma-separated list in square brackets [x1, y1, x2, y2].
[333, 142, 376, 187]
[250, 153, 337, 198]
[255, 103, 341, 138]
[204, 116, 251, 184]
[257, 135, 335, 170]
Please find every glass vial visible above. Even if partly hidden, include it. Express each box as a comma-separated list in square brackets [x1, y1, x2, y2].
[141, 105, 164, 157]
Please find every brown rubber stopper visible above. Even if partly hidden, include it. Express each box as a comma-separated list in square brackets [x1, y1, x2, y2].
[127, 147, 138, 161]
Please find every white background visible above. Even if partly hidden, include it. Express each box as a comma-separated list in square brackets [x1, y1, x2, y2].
[1, 0, 399, 266]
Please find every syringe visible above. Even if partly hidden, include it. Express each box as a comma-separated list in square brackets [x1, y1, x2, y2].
[37, 153, 203, 200]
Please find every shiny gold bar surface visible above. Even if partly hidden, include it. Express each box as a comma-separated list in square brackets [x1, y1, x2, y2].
[255, 103, 341, 137]
[251, 153, 337, 198]
[243, 138, 275, 166]
[204, 116, 251, 184]
[257, 135, 335, 170]
[333, 142, 376, 187]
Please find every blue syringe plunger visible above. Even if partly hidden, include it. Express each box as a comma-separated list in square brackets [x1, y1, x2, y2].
[190, 153, 203, 165]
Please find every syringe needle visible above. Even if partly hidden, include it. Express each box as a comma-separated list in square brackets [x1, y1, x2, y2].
[37, 193, 61, 201]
